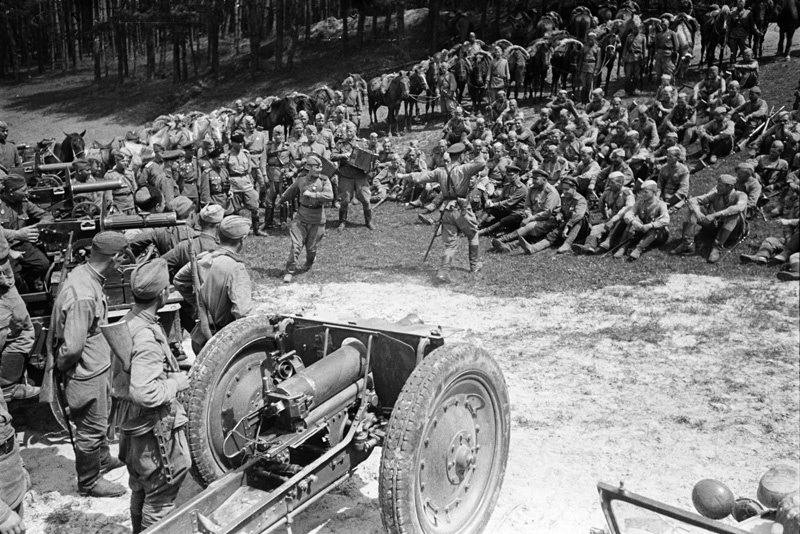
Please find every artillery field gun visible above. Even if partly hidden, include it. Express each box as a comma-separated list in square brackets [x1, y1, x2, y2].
[147, 313, 510, 534]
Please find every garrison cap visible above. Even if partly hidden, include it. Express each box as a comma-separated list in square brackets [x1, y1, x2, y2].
[626, 130, 640, 138]
[612, 148, 626, 158]
[530, 169, 550, 179]
[736, 161, 755, 173]
[561, 177, 578, 188]
[446, 143, 466, 155]
[130, 258, 169, 300]
[199, 203, 225, 224]
[667, 146, 682, 156]
[230, 132, 245, 143]
[709, 66, 719, 75]
[140, 147, 155, 161]
[91, 231, 128, 256]
[729, 80, 740, 89]
[661, 74, 672, 81]
[162, 149, 183, 161]
[580, 146, 594, 155]
[713, 106, 728, 115]
[641, 179, 658, 192]
[749, 86, 762, 94]
[207, 147, 224, 159]
[0, 233, 9, 263]
[665, 131, 679, 139]
[718, 174, 736, 186]
[637, 104, 649, 115]
[219, 215, 251, 239]
[315, 113, 325, 120]
[72, 158, 91, 171]
[3, 174, 27, 192]
[273, 125, 284, 134]
[608, 171, 625, 182]
[306, 154, 322, 167]
[771, 140, 785, 149]
[298, 110, 309, 119]
[592, 87, 604, 95]
[777, 111, 790, 121]
[506, 164, 521, 174]
[171, 196, 195, 219]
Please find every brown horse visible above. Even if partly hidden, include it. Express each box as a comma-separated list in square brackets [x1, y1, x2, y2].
[774, 0, 800, 58]
[404, 68, 429, 127]
[423, 58, 440, 117]
[506, 45, 530, 100]
[525, 38, 554, 99]
[701, 6, 730, 69]
[385, 72, 410, 136]
[56, 131, 86, 163]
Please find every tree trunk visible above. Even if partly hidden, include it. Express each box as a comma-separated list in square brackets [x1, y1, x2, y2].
[234, 1, 240, 54]
[396, 1, 405, 35]
[493, 0, 501, 39]
[304, 0, 311, 44]
[341, 0, 348, 52]
[357, 9, 364, 48]
[481, 0, 488, 33]
[384, 8, 391, 34]
[287, 0, 297, 68]
[146, 25, 155, 79]
[188, 25, 199, 77]
[266, 0, 274, 36]
[173, 27, 180, 82]
[428, 0, 439, 50]
[275, 0, 284, 71]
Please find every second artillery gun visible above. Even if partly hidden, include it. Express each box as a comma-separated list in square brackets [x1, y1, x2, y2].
[136, 313, 510, 534]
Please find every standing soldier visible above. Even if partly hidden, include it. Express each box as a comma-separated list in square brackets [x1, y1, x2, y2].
[397, 143, 487, 281]
[204, 148, 231, 214]
[226, 133, 259, 232]
[264, 126, 293, 229]
[313, 113, 335, 155]
[47, 232, 128, 497]
[0, 233, 37, 401]
[332, 126, 375, 230]
[138, 147, 175, 207]
[244, 118, 268, 232]
[279, 155, 334, 283]
[487, 46, 509, 106]
[342, 77, 364, 132]
[112, 258, 190, 533]
[653, 16, 679, 83]
[173, 216, 253, 354]
[622, 24, 647, 96]
[577, 32, 600, 103]
[105, 148, 138, 214]
[727, 0, 760, 64]
[175, 141, 208, 211]
[0, 121, 21, 173]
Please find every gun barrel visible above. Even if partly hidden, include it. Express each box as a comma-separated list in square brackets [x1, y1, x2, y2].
[71, 180, 123, 194]
[37, 162, 75, 173]
[103, 213, 179, 230]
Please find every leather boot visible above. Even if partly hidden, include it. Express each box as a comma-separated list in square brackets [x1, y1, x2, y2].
[131, 514, 143, 534]
[478, 221, 502, 237]
[364, 207, 376, 230]
[82, 477, 127, 498]
[521, 238, 550, 255]
[436, 256, 453, 283]
[468, 244, 482, 274]
[252, 213, 263, 236]
[491, 232, 519, 253]
[262, 205, 274, 230]
[707, 245, 722, 263]
[338, 207, 348, 231]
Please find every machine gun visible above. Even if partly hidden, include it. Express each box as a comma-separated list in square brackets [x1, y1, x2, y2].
[148, 313, 510, 534]
[28, 174, 122, 218]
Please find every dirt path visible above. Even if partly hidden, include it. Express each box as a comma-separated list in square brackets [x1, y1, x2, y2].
[14, 274, 798, 534]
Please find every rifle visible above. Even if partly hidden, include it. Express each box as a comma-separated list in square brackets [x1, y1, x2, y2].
[423, 213, 444, 263]
[188, 233, 214, 342]
[737, 105, 784, 152]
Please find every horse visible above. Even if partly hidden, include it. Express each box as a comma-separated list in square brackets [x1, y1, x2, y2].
[525, 38, 553, 100]
[468, 52, 491, 111]
[404, 67, 429, 127]
[533, 12, 562, 39]
[147, 123, 173, 149]
[506, 45, 530, 100]
[597, 1, 618, 24]
[550, 38, 583, 94]
[56, 131, 86, 163]
[750, 0, 773, 58]
[253, 96, 285, 136]
[594, 28, 621, 93]
[701, 5, 730, 69]
[774, 0, 800, 59]
[384, 72, 410, 136]
[569, 6, 594, 42]
[192, 113, 226, 145]
[368, 74, 391, 125]
[672, 14, 696, 81]
[311, 85, 335, 116]
[423, 58, 440, 117]
[86, 139, 115, 175]
[450, 50, 471, 105]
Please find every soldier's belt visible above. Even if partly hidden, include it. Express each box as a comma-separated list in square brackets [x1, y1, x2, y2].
[121, 403, 179, 483]
[300, 204, 322, 209]
[0, 434, 15, 456]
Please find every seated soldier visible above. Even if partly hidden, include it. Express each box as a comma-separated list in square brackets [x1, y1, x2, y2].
[731, 48, 760, 89]
[692, 106, 735, 163]
[596, 148, 634, 193]
[491, 169, 560, 252]
[751, 110, 800, 160]
[496, 99, 521, 126]
[516, 176, 589, 255]
[693, 66, 726, 115]
[654, 74, 674, 105]
[756, 140, 790, 213]
[442, 107, 472, 144]
[575, 113, 599, 148]
[513, 114, 535, 147]
[530, 107, 554, 136]
[429, 139, 450, 169]
[572, 146, 602, 198]
[477, 165, 528, 236]
[586, 89, 610, 120]
[653, 86, 676, 125]
[485, 142, 512, 187]
[573, 171, 635, 255]
[718, 80, 746, 112]
[654, 132, 687, 164]
[539, 144, 573, 187]
[734, 161, 762, 216]
[611, 179, 670, 260]
[740, 217, 798, 268]
[671, 174, 748, 263]
[467, 118, 493, 146]
[660, 92, 696, 144]
[597, 123, 627, 160]
[732, 86, 768, 138]
[633, 106, 660, 150]
[595, 96, 629, 133]
[559, 124, 585, 163]
[511, 144, 537, 174]
[547, 89, 578, 121]
[657, 146, 691, 209]
[622, 130, 653, 184]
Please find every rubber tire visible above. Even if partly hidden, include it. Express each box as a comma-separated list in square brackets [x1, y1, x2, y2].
[379, 343, 510, 534]
[185, 314, 275, 487]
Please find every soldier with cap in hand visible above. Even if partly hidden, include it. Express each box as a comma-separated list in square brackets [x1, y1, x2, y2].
[671, 173, 748, 262]
[173, 216, 253, 354]
[112, 258, 190, 533]
[46, 231, 129, 497]
[0, 233, 38, 402]
[279, 155, 334, 283]
[396, 142, 487, 282]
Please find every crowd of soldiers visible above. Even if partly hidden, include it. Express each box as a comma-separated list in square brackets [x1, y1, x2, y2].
[1, 20, 800, 532]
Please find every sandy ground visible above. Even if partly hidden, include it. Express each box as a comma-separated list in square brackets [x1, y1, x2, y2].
[12, 273, 799, 534]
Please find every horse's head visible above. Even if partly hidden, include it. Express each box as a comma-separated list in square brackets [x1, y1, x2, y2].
[61, 131, 86, 158]
[397, 71, 411, 99]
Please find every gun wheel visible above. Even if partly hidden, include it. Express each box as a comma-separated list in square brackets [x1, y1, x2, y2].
[185, 315, 277, 487]
[71, 200, 100, 219]
[379, 343, 510, 534]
